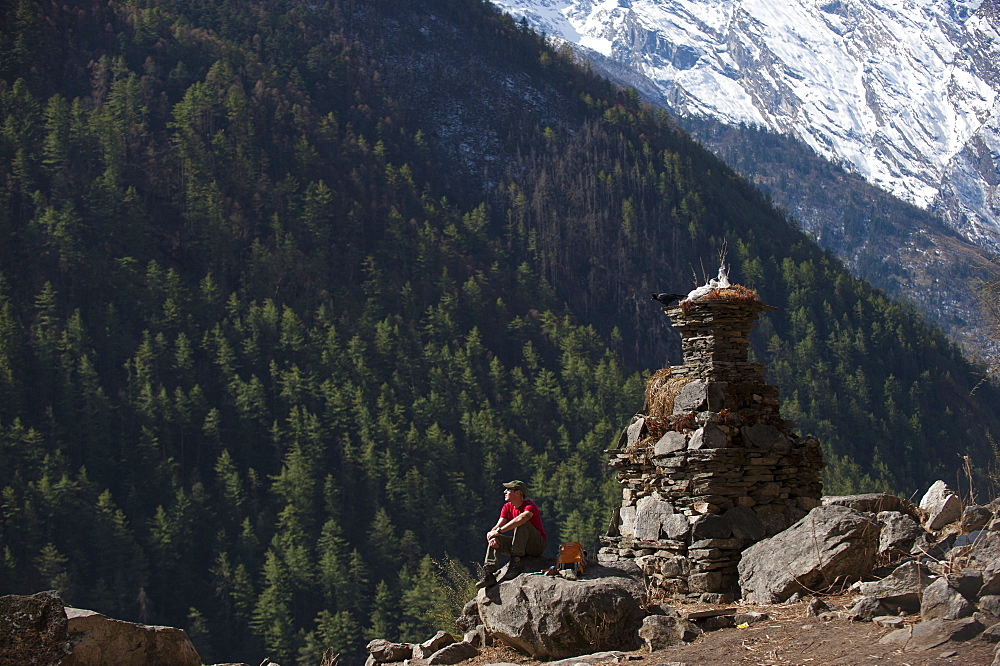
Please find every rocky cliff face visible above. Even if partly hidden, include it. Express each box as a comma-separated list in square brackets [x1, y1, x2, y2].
[490, 0, 1000, 251]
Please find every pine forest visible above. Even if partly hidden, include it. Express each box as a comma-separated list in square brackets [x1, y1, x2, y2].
[1, 0, 998, 663]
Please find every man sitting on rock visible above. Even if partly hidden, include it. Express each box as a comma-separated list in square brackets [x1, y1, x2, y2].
[477, 480, 547, 588]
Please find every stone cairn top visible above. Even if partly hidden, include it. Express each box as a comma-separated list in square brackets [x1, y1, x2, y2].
[667, 288, 775, 382]
[600, 284, 824, 604]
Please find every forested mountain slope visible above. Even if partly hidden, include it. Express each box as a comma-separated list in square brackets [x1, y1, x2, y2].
[1, 0, 998, 664]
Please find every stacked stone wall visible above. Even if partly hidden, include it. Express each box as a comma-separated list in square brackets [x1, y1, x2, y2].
[600, 295, 824, 602]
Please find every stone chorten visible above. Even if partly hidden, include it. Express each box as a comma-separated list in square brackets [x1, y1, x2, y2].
[600, 283, 824, 603]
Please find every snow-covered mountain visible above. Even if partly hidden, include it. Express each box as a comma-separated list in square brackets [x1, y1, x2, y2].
[490, 0, 1000, 250]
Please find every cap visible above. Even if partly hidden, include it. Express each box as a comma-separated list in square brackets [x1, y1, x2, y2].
[503, 480, 527, 494]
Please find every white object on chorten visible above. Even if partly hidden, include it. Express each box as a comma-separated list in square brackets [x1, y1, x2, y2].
[684, 264, 730, 301]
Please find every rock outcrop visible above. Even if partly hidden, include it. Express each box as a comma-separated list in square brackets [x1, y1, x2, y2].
[738, 504, 879, 603]
[366, 630, 481, 666]
[64, 607, 202, 666]
[0, 590, 71, 665]
[809, 483, 1000, 654]
[476, 563, 645, 659]
[0, 592, 201, 666]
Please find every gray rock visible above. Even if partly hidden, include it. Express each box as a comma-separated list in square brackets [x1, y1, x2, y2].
[687, 572, 726, 593]
[618, 505, 636, 537]
[638, 614, 702, 650]
[920, 481, 963, 531]
[962, 531, 1000, 572]
[65, 607, 201, 666]
[463, 626, 489, 649]
[873, 616, 906, 629]
[979, 595, 1000, 617]
[368, 639, 414, 663]
[659, 556, 691, 578]
[691, 513, 732, 540]
[824, 493, 919, 518]
[478, 564, 645, 659]
[413, 631, 455, 659]
[688, 424, 728, 450]
[954, 569, 984, 599]
[921, 578, 976, 620]
[857, 561, 936, 613]
[0, 590, 71, 666]
[741, 423, 788, 451]
[697, 615, 734, 631]
[877, 617, 984, 651]
[846, 596, 889, 622]
[662, 514, 690, 540]
[427, 642, 478, 665]
[542, 651, 628, 666]
[963, 505, 993, 532]
[732, 611, 769, 625]
[623, 418, 646, 449]
[456, 599, 481, 632]
[705, 382, 732, 411]
[983, 570, 1000, 596]
[806, 597, 832, 617]
[633, 497, 677, 541]
[673, 380, 707, 413]
[653, 431, 687, 457]
[738, 505, 879, 604]
[982, 622, 1000, 643]
[876, 511, 926, 555]
[725, 506, 765, 542]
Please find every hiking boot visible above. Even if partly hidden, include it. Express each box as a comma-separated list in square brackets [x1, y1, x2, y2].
[476, 567, 498, 588]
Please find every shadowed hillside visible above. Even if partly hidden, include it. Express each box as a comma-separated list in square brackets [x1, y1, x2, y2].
[1, 0, 998, 663]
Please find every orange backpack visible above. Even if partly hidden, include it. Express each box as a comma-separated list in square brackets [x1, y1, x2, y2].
[556, 542, 587, 576]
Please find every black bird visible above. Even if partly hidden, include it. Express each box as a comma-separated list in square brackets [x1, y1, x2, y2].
[651, 292, 685, 306]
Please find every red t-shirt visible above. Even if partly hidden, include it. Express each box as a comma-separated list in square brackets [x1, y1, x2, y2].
[500, 500, 546, 541]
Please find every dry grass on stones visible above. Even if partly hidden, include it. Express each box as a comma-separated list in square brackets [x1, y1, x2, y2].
[644, 369, 694, 418]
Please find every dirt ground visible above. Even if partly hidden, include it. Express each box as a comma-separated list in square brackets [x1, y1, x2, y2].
[464, 594, 999, 666]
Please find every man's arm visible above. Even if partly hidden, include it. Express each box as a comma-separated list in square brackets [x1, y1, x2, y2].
[494, 509, 532, 535]
[486, 514, 505, 542]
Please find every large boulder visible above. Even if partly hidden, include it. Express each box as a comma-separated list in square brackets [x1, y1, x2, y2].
[920, 481, 963, 531]
[0, 590, 72, 665]
[738, 505, 879, 604]
[477, 564, 645, 659]
[64, 608, 201, 666]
